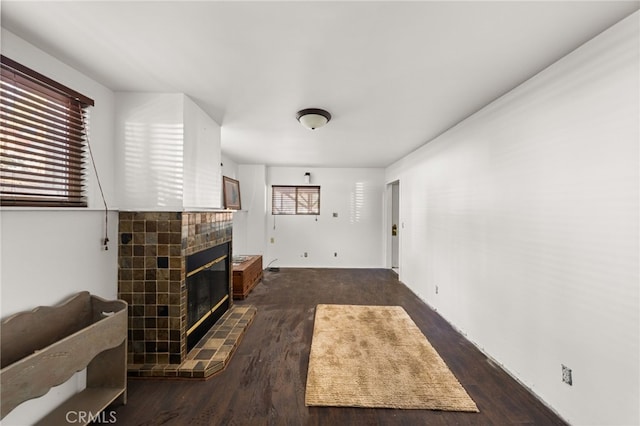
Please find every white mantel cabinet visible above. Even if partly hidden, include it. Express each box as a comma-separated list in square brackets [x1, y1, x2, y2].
[114, 93, 222, 211]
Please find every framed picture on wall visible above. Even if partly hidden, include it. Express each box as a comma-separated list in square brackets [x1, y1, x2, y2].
[223, 176, 241, 210]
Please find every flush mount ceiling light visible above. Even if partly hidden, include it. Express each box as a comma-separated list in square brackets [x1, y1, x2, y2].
[296, 108, 331, 130]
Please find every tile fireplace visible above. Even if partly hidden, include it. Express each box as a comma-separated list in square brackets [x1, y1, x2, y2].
[117, 211, 233, 370]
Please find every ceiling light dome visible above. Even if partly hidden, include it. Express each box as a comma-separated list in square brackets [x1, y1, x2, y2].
[296, 108, 331, 130]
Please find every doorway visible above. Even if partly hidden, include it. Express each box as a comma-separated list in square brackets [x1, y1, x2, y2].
[386, 180, 400, 272]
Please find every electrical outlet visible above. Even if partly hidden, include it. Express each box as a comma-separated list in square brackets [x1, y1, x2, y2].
[562, 365, 572, 386]
[435, 285, 439, 294]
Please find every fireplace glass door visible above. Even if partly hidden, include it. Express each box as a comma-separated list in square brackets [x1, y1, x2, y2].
[186, 243, 230, 350]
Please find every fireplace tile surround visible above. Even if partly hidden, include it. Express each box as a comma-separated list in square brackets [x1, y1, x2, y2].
[128, 304, 256, 378]
[117, 211, 236, 374]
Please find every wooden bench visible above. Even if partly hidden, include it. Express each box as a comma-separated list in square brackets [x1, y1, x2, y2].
[0, 292, 127, 425]
[232, 255, 263, 299]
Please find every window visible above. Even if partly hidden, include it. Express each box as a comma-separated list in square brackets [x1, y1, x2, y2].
[0, 55, 94, 207]
[272, 185, 320, 215]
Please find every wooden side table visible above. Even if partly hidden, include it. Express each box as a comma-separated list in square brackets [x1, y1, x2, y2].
[232, 255, 263, 299]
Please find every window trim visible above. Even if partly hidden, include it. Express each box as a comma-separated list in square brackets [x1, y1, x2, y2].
[271, 185, 321, 215]
[1, 55, 94, 207]
[1, 56, 94, 107]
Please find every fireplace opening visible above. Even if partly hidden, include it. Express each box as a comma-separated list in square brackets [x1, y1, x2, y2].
[186, 242, 231, 351]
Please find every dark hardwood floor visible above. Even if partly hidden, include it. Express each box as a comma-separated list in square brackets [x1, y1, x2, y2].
[113, 268, 567, 425]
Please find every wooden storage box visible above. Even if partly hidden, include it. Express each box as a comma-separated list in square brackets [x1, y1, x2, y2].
[0, 291, 127, 425]
[232, 255, 263, 299]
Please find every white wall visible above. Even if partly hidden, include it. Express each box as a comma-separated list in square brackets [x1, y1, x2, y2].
[221, 155, 239, 180]
[386, 13, 639, 426]
[221, 155, 245, 255]
[222, 157, 269, 259]
[183, 96, 222, 210]
[114, 92, 185, 210]
[266, 167, 385, 268]
[233, 165, 267, 258]
[0, 29, 119, 425]
[114, 93, 222, 210]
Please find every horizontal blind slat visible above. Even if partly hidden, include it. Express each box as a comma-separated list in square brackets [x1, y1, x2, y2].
[1, 66, 73, 106]
[0, 198, 87, 207]
[1, 121, 85, 148]
[0, 104, 86, 138]
[1, 172, 84, 187]
[0, 87, 86, 131]
[1, 194, 86, 205]
[1, 150, 85, 171]
[1, 159, 86, 179]
[1, 139, 84, 162]
[1, 134, 86, 155]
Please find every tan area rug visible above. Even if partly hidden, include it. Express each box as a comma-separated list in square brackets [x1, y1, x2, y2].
[305, 304, 479, 411]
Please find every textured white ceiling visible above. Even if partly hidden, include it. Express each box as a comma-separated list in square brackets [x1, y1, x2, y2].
[2, 1, 638, 167]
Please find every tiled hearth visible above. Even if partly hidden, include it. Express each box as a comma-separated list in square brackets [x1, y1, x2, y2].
[128, 305, 256, 378]
[118, 211, 256, 378]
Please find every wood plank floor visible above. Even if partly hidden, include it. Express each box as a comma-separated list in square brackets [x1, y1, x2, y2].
[113, 268, 567, 425]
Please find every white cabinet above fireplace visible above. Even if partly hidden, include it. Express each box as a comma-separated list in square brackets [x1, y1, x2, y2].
[114, 92, 222, 211]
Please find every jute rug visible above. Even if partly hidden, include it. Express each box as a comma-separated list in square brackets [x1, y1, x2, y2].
[305, 304, 479, 411]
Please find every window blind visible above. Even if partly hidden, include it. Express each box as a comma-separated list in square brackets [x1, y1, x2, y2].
[272, 185, 320, 215]
[0, 55, 94, 207]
